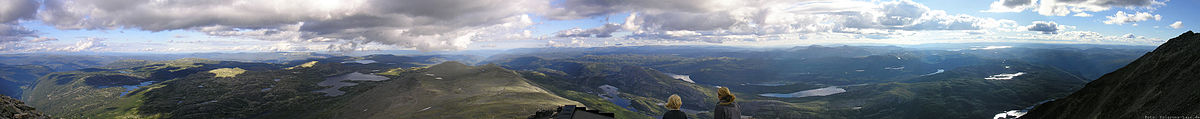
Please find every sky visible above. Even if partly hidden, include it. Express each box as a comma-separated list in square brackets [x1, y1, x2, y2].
[0, 0, 1194, 53]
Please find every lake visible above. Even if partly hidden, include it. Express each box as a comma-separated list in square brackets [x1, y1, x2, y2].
[759, 86, 847, 98]
[313, 72, 389, 96]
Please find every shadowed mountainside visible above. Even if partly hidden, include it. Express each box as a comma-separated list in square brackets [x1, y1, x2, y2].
[1021, 31, 1200, 118]
[0, 64, 52, 99]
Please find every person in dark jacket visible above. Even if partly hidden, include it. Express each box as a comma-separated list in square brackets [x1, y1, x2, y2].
[662, 94, 688, 119]
[713, 87, 742, 119]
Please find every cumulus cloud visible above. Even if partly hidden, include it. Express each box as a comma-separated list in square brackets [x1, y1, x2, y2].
[985, 0, 1165, 16]
[983, 0, 1036, 12]
[59, 38, 106, 52]
[664, 30, 702, 37]
[1024, 31, 1161, 44]
[0, 24, 38, 43]
[1073, 12, 1093, 17]
[0, 0, 39, 23]
[36, 0, 546, 51]
[0, 0, 1168, 52]
[542, 0, 735, 20]
[0, 0, 41, 44]
[1103, 11, 1161, 25]
[29, 37, 57, 42]
[1026, 21, 1072, 34]
[1170, 21, 1183, 29]
[554, 0, 1018, 42]
[557, 23, 624, 37]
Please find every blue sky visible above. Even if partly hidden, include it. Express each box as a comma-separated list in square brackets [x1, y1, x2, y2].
[0, 0, 1193, 53]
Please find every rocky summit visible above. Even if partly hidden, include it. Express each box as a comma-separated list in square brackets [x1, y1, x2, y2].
[1, 95, 49, 119]
[1021, 31, 1200, 119]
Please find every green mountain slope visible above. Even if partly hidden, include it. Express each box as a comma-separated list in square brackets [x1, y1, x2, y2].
[327, 62, 580, 118]
[21, 56, 580, 119]
[496, 56, 721, 118]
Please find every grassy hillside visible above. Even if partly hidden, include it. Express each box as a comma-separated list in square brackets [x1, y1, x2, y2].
[499, 57, 720, 119]
[22, 55, 583, 119]
[327, 62, 581, 118]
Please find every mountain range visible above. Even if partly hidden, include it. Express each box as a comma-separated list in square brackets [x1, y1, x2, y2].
[0, 41, 1164, 119]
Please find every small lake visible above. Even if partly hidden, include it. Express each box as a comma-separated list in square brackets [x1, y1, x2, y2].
[341, 60, 378, 64]
[993, 99, 1053, 119]
[746, 82, 790, 86]
[599, 85, 637, 111]
[985, 72, 1026, 80]
[663, 73, 694, 83]
[313, 72, 389, 96]
[759, 86, 847, 98]
[921, 69, 945, 76]
[114, 81, 156, 97]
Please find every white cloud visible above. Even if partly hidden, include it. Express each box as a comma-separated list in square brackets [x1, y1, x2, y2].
[0, 24, 38, 43]
[1073, 12, 1093, 17]
[554, 0, 1019, 43]
[543, 0, 1167, 47]
[36, 0, 547, 51]
[0, 0, 39, 23]
[0, 0, 1171, 52]
[3, 37, 108, 52]
[59, 38, 106, 52]
[664, 30, 701, 37]
[556, 23, 623, 38]
[0, 0, 41, 44]
[29, 37, 57, 42]
[1170, 21, 1183, 29]
[1015, 31, 1162, 44]
[983, 0, 1036, 12]
[1026, 21, 1072, 34]
[1103, 11, 1161, 25]
[985, 0, 1166, 16]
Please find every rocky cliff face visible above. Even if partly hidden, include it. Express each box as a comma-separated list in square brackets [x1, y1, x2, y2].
[1, 95, 49, 119]
[1021, 31, 1200, 118]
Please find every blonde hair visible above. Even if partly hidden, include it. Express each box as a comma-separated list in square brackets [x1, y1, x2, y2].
[665, 94, 682, 110]
[718, 87, 736, 105]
